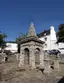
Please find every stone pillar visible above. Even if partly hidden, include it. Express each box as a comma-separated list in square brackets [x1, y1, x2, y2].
[40, 48, 44, 67]
[18, 48, 24, 67]
[2, 53, 8, 62]
[54, 59, 59, 71]
[44, 60, 51, 74]
[15, 53, 19, 60]
[29, 45, 35, 69]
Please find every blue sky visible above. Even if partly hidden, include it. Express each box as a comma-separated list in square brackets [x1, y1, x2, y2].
[0, 0, 64, 41]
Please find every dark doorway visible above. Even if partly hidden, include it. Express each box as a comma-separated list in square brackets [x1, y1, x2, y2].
[24, 48, 29, 65]
[18, 44, 20, 53]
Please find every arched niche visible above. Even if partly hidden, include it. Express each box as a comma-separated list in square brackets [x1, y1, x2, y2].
[24, 48, 30, 65]
[35, 48, 40, 65]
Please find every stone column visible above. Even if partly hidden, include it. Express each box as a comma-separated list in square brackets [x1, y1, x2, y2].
[44, 60, 51, 74]
[18, 48, 24, 67]
[15, 53, 19, 60]
[3, 53, 7, 62]
[29, 45, 35, 69]
[40, 48, 44, 67]
[54, 59, 59, 71]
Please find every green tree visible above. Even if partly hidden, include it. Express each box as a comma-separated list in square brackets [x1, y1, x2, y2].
[16, 33, 27, 53]
[57, 24, 64, 42]
[0, 32, 7, 49]
[16, 33, 27, 43]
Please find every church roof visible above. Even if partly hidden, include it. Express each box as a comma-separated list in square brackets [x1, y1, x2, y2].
[37, 29, 50, 38]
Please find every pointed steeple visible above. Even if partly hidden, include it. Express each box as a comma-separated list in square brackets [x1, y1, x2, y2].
[27, 22, 37, 37]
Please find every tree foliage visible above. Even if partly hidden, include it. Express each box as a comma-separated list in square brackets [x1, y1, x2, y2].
[16, 33, 27, 43]
[0, 32, 7, 48]
[57, 24, 64, 42]
[16, 33, 27, 53]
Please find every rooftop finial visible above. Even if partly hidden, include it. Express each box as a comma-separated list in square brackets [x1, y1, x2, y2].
[27, 22, 37, 37]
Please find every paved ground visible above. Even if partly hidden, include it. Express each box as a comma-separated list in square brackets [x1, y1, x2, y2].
[0, 55, 64, 83]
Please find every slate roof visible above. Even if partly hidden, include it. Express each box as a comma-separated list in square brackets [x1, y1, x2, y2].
[37, 29, 50, 38]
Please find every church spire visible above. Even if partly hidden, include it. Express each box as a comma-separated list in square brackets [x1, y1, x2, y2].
[27, 22, 37, 37]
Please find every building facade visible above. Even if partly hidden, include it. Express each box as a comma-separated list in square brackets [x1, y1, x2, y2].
[5, 42, 18, 53]
[38, 26, 58, 51]
[38, 26, 64, 54]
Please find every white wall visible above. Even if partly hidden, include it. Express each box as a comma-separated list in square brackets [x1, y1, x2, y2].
[50, 26, 58, 50]
[39, 26, 64, 54]
[0, 48, 1, 50]
[39, 35, 51, 50]
[58, 43, 64, 54]
[39, 26, 58, 51]
[5, 43, 18, 53]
